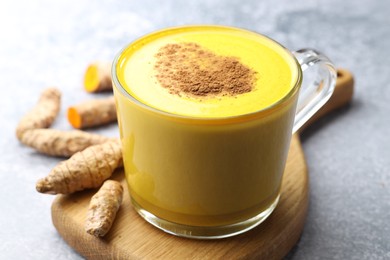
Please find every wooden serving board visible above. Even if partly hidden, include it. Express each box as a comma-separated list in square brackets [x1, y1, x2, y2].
[51, 69, 354, 260]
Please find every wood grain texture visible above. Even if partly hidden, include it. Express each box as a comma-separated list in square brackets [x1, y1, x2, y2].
[51, 69, 354, 260]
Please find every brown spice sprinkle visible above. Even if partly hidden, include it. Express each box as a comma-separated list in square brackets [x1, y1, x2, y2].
[154, 42, 257, 97]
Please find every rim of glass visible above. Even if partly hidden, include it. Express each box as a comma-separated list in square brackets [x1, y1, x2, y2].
[112, 25, 302, 122]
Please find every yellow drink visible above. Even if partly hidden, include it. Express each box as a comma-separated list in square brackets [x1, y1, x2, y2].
[113, 25, 302, 237]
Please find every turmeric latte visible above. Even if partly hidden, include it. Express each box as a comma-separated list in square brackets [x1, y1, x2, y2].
[115, 26, 299, 118]
[113, 26, 301, 228]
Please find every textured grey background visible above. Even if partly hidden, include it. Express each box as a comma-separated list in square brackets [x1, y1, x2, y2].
[1, 0, 389, 259]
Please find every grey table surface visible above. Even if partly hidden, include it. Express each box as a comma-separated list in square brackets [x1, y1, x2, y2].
[1, 0, 389, 259]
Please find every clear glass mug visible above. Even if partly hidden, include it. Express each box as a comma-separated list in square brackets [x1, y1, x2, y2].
[112, 25, 336, 239]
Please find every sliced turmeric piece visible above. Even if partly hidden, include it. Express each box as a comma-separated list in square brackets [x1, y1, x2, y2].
[20, 129, 111, 157]
[36, 139, 122, 194]
[85, 180, 123, 237]
[16, 87, 61, 140]
[67, 97, 117, 129]
[84, 61, 112, 93]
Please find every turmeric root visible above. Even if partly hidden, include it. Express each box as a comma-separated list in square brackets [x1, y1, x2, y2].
[85, 180, 123, 237]
[16, 87, 61, 140]
[84, 61, 112, 93]
[20, 129, 111, 157]
[36, 139, 122, 194]
[67, 97, 117, 129]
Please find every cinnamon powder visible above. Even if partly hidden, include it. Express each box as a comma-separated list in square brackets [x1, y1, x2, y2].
[154, 42, 257, 97]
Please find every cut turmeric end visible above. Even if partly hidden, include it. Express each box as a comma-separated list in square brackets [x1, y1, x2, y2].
[84, 64, 100, 93]
[67, 107, 82, 129]
[83, 62, 112, 93]
[67, 97, 117, 129]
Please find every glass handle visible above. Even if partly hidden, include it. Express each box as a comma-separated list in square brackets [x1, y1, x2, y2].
[292, 49, 337, 133]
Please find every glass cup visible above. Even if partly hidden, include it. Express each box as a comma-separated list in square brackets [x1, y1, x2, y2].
[112, 25, 336, 239]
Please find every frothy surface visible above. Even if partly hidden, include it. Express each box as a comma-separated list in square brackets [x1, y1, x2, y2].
[116, 26, 299, 118]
